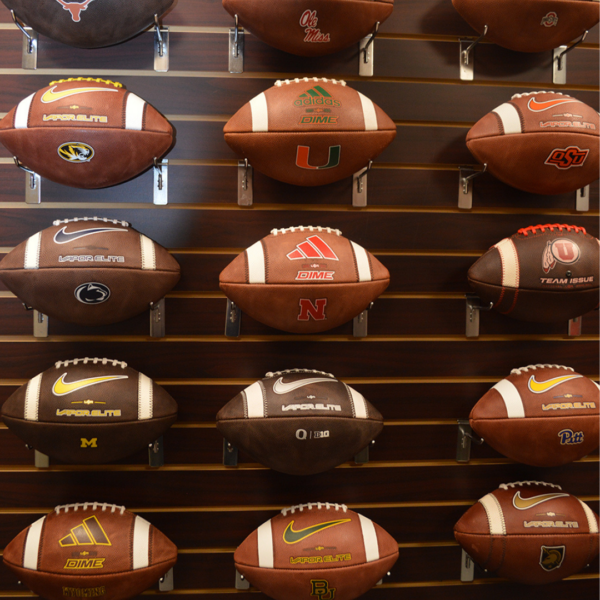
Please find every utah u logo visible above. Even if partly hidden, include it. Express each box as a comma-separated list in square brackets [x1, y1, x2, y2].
[56, 0, 96, 22]
[542, 239, 581, 273]
[311, 580, 336, 599]
[296, 145, 341, 170]
[298, 299, 327, 321]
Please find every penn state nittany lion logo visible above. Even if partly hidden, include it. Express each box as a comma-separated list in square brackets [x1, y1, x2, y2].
[58, 142, 95, 163]
[74, 283, 110, 305]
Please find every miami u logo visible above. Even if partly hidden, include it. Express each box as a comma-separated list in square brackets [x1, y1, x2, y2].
[311, 580, 336, 599]
[296, 145, 341, 170]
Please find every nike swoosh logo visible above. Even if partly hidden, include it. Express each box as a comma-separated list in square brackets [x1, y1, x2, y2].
[273, 377, 335, 395]
[527, 97, 581, 112]
[528, 374, 582, 394]
[283, 519, 351, 544]
[52, 373, 128, 396]
[41, 86, 118, 104]
[513, 491, 569, 510]
[53, 226, 127, 245]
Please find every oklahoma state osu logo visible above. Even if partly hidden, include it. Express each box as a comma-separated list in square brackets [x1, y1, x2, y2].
[56, 0, 95, 22]
[545, 146, 589, 169]
[542, 239, 581, 273]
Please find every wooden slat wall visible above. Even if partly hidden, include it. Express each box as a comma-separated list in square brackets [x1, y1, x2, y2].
[0, 1, 598, 599]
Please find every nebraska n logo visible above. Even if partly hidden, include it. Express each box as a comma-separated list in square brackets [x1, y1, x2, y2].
[59, 516, 111, 547]
[287, 235, 339, 261]
[56, 0, 96, 22]
[298, 299, 327, 321]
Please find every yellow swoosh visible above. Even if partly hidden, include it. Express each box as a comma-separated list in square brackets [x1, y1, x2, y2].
[513, 491, 569, 510]
[283, 519, 351, 544]
[41, 86, 118, 104]
[528, 374, 582, 394]
[52, 373, 128, 396]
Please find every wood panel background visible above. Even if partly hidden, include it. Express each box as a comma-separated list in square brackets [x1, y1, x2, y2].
[0, 1, 598, 598]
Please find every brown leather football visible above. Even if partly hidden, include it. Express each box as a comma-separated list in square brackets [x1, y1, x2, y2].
[454, 481, 599, 584]
[1, 0, 176, 48]
[3, 502, 178, 600]
[222, 0, 394, 56]
[470, 364, 599, 467]
[217, 369, 383, 475]
[224, 78, 396, 186]
[467, 91, 599, 194]
[1, 357, 178, 464]
[0, 78, 173, 188]
[219, 226, 390, 333]
[0, 217, 181, 326]
[468, 224, 599, 322]
[452, 0, 599, 53]
[235, 502, 398, 600]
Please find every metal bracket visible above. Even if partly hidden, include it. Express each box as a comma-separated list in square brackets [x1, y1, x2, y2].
[553, 31, 587, 85]
[154, 15, 170, 72]
[235, 570, 250, 590]
[11, 11, 37, 70]
[223, 439, 239, 466]
[153, 158, 169, 205]
[458, 164, 486, 210]
[31, 309, 49, 338]
[575, 185, 589, 212]
[149, 298, 166, 338]
[148, 436, 165, 468]
[352, 161, 372, 207]
[238, 159, 253, 206]
[460, 549, 475, 582]
[353, 302, 373, 337]
[456, 419, 484, 463]
[229, 15, 245, 74]
[459, 25, 487, 81]
[15, 157, 41, 204]
[34, 450, 49, 468]
[158, 567, 174, 591]
[225, 299, 242, 337]
[568, 316, 582, 337]
[465, 293, 493, 338]
[359, 22, 379, 77]
[354, 441, 371, 464]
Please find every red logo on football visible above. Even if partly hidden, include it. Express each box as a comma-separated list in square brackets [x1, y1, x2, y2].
[298, 298, 327, 321]
[540, 12, 558, 27]
[56, 0, 96, 22]
[287, 236, 339, 261]
[545, 146, 589, 169]
[542, 239, 581, 273]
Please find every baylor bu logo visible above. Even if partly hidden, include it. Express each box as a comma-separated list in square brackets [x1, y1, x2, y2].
[296, 145, 341, 170]
[311, 579, 336, 599]
[298, 299, 327, 321]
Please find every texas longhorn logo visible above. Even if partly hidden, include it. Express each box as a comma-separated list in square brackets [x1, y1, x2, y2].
[545, 146, 589, 169]
[542, 239, 581, 273]
[55, 0, 96, 23]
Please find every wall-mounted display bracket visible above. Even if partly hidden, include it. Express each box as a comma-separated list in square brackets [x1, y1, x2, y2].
[229, 15, 244, 73]
[354, 441, 371, 464]
[460, 549, 475, 582]
[568, 316, 582, 337]
[353, 161, 372, 207]
[14, 157, 41, 204]
[154, 15, 170, 72]
[576, 185, 589, 212]
[11, 11, 37, 69]
[158, 568, 174, 591]
[225, 299, 242, 337]
[223, 439, 239, 466]
[459, 26, 487, 81]
[235, 570, 250, 590]
[456, 419, 484, 463]
[153, 158, 169, 205]
[553, 31, 587, 85]
[458, 164, 486, 210]
[150, 298, 166, 338]
[353, 302, 373, 337]
[34, 449, 49, 468]
[359, 22, 379, 77]
[465, 294, 493, 338]
[238, 159, 253, 206]
[27, 307, 49, 338]
[148, 436, 165, 468]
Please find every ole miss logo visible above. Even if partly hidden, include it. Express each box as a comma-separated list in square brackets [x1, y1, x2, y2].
[545, 146, 589, 169]
[542, 239, 581, 274]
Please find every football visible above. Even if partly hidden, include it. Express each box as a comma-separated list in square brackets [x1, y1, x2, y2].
[468, 223, 599, 323]
[466, 91, 599, 195]
[219, 226, 390, 333]
[235, 502, 398, 600]
[3, 502, 177, 600]
[454, 481, 599, 584]
[224, 78, 396, 186]
[452, 0, 600, 53]
[0, 217, 181, 326]
[1, 0, 176, 48]
[469, 364, 599, 467]
[1, 357, 178, 464]
[0, 78, 173, 189]
[222, 0, 394, 56]
[217, 369, 383, 475]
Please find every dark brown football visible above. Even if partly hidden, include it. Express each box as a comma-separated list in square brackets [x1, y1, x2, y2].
[470, 364, 599, 467]
[217, 369, 383, 475]
[454, 481, 599, 584]
[468, 224, 599, 322]
[3, 503, 178, 600]
[1, 357, 178, 464]
[0, 217, 181, 326]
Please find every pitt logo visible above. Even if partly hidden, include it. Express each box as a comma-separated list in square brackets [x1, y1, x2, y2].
[64, 558, 105, 570]
[527, 373, 582, 394]
[298, 298, 327, 321]
[542, 239, 581, 273]
[311, 580, 336, 599]
[297, 145, 341, 170]
[296, 271, 335, 281]
[287, 236, 339, 261]
[59, 515, 111, 547]
[540, 546, 565, 572]
[283, 518, 351, 544]
[56, 0, 96, 22]
[299, 10, 331, 44]
[541, 12, 558, 27]
[81, 438, 98, 448]
[558, 429, 584, 445]
[294, 86, 341, 108]
[545, 146, 589, 169]
[58, 142, 95, 163]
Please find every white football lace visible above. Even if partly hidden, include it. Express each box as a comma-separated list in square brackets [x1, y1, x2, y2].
[270, 226, 341, 236]
[275, 77, 346, 87]
[55, 357, 127, 369]
[510, 364, 573, 376]
[281, 502, 348, 516]
[499, 481, 562, 491]
[511, 91, 569, 100]
[55, 503, 126, 515]
[52, 217, 129, 227]
[265, 369, 335, 379]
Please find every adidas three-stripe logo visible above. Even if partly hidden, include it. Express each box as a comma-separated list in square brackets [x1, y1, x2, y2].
[287, 235, 339, 261]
